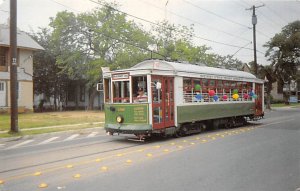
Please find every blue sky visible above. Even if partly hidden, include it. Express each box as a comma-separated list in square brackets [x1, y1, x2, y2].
[0, 0, 299, 65]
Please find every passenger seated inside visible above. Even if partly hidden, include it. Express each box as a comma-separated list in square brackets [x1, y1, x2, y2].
[136, 88, 148, 102]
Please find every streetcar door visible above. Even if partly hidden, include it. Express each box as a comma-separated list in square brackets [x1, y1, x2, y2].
[255, 83, 263, 116]
[151, 76, 175, 129]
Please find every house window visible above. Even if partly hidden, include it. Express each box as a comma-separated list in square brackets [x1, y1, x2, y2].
[0, 47, 8, 69]
[0, 82, 4, 91]
[80, 85, 85, 102]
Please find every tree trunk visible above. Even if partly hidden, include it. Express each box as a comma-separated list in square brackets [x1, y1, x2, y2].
[75, 85, 79, 110]
[54, 92, 57, 111]
[283, 92, 290, 105]
[266, 92, 271, 110]
[88, 88, 97, 110]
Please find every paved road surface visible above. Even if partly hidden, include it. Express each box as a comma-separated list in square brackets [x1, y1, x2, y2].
[0, 107, 299, 191]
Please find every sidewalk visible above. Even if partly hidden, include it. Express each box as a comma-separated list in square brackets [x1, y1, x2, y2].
[0, 122, 104, 134]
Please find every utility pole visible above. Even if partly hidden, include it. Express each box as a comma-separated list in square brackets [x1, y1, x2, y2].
[10, 0, 19, 133]
[246, 4, 264, 76]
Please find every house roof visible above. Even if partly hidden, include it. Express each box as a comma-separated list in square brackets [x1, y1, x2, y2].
[0, 24, 44, 50]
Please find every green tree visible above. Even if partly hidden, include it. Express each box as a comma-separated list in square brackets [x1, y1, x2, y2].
[151, 20, 216, 65]
[48, 3, 153, 109]
[214, 55, 244, 69]
[265, 20, 300, 104]
[257, 65, 277, 109]
[31, 28, 69, 111]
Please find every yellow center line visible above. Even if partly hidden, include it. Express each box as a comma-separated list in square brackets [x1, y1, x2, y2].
[2, 124, 261, 183]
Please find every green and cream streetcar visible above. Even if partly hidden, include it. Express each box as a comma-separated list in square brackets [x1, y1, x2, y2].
[102, 60, 264, 139]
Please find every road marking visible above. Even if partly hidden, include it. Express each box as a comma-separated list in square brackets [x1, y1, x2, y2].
[87, 132, 98, 138]
[39, 183, 48, 188]
[7, 140, 34, 149]
[38, 137, 59, 144]
[73, 174, 81, 179]
[95, 158, 103, 162]
[33, 172, 42, 176]
[100, 166, 108, 171]
[64, 134, 79, 141]
[66, 165, 73, 168]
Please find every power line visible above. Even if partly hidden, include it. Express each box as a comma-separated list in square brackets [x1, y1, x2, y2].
[97, 31, 166, 59]
[48, 0, 80, 13]
[88, 0, 264, 55]
[239, 0, 277, 37]
[261, 1, 289, 24]
[231, 42, 252, 58]
[233, 0, 280, 32]
[182, 0, 270, 39]
[39, 0, 267, 57]
[140, 0, 251, 42]
[45, 0, 265, 55]
[46, 0, 165, 58]
[182, 0, 251, 29]
[256, 9, 283, 29]
[246, 4, 265, 76]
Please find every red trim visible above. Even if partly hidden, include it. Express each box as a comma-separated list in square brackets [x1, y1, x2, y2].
[151, 76, 175, 130]
[255, 83, 263, 116]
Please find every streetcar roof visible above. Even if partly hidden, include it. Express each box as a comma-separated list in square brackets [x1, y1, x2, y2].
[107, 60, 263, 82]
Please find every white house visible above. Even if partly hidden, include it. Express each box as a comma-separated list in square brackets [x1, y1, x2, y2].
[0, 24, 43, 112]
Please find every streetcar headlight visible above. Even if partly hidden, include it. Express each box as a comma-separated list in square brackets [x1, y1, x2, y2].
[116, 115, 123, 123]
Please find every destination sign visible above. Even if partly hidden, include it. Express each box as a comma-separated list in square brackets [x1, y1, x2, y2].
[112, 73, 129, 80]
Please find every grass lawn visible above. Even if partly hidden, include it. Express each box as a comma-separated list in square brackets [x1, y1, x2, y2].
[0, 111, 104, 137]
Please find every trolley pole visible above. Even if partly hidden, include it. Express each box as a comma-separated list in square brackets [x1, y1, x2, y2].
[10, 0, 19, 133]
[246, 4, 264, 76]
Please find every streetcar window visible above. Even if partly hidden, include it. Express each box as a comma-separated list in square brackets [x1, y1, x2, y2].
[230, 81, 236, 88]
[104, 79, 111, 103]
[209, 80, 215, 87]
[217, 80, 223, 88]
[223, 81, 230, 88]
[237, 82, 242, 90]
[202, 79, 208, 93]
[202, 79, 209, 87]
[132, 76, 148, 103]
[193, 79, 201, 90]
[223, 81, 230, 94]
[242, 82, 248, 90]
[216, 80, 223, 95]
[112, 81, 130, 103]
[152, 78, 162, 103]
[183, 78, 192, 91]
[183, 78, 192, 103]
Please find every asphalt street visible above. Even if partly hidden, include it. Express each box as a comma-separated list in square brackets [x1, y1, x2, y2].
[0, 107, 299, 191]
